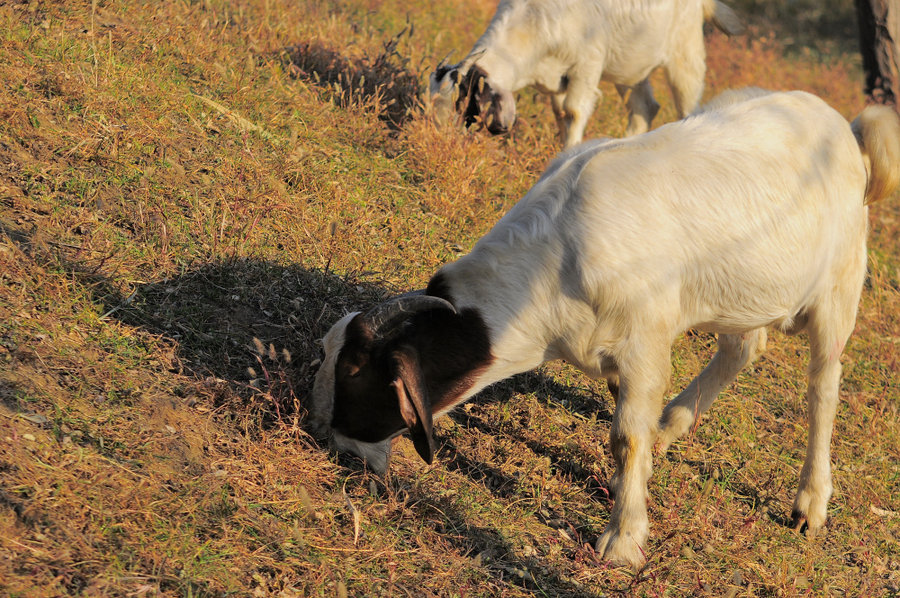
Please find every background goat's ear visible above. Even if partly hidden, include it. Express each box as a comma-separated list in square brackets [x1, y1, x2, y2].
[390, 347, 435, 464]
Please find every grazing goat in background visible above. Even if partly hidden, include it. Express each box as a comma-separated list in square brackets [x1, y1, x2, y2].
[429, 0, 744, 147]
[310, 89, 900, 568]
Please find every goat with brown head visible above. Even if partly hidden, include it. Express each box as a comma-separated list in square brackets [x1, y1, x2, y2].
[309, 289, 492, 473]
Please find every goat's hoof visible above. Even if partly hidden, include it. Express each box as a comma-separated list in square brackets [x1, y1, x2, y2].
[790, 510, 824, 538]
[790, 511, 807, 533]
[654, 438, 673, 456]
[791, 487, 829, 536]
[656, 406, 695, 452]
[595, 529, 646, 570]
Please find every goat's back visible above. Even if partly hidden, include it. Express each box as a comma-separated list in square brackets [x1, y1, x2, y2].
[472, 0, 705, 86]
[463, 90, 870, 334]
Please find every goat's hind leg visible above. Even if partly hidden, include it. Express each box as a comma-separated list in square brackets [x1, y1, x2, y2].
[791, 299, 858, 535]
[616, 80, 659, 137]
[657, 328, 767, 452]
[663, 27, 706, 119]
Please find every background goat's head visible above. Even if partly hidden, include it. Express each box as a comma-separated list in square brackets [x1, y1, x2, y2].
[309, 294, 456, 473]
[428, 59, 516, 134]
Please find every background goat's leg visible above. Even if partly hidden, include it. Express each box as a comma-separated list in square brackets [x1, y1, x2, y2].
[560, 74, 601, 148]
[663, 32, 707, 119]
[618, 79, 659, 137]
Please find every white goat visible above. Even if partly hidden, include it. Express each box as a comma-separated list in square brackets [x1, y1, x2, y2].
[429, 0, 744, 147]
[310, 89, 900, 568]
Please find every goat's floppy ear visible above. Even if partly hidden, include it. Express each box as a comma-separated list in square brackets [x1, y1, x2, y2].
[390, 346, 435, 464]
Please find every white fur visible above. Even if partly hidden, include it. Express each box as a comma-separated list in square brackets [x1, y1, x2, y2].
[430, 0, 743, 147]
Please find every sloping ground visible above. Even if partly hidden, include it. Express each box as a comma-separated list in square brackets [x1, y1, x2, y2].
[1, 1, 898, 596]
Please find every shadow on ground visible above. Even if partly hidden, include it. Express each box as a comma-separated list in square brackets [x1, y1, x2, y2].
[414, 491, 608, 598]
[96, 258, 620, 594]
[108, 258, 386, 404]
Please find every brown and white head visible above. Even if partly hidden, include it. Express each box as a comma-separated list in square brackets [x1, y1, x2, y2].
[308, 294, 457, 474]
[427, 53, 516, 135]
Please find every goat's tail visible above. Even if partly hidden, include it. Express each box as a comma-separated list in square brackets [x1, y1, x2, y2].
[703, 0, 745, 36]
[852, 105, 900, 204]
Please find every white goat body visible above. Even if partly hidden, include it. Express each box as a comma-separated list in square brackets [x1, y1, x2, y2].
[311, 89, 900, 568]
[429, 0, 743, 146]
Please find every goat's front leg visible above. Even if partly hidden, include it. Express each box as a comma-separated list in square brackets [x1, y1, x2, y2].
[550, 92, 568, 144]
[595, 345, 669, 569]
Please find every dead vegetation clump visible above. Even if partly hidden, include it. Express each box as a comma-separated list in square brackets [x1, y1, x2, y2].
[279, 26, 421, 129]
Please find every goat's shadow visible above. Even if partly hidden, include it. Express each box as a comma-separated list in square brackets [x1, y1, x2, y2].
[443, 370, 616, 495]
[105, 258, 387, 410]
[407, 491, 606, 598]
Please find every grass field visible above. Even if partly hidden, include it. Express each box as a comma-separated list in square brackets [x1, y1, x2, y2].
[1, 0, 898, 596]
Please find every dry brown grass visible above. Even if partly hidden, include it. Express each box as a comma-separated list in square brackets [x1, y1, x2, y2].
[1, 0, 898, 596]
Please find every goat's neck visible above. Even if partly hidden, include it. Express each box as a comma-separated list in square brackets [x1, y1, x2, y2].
[402, 302, 495, 417]
[420, 272, 548, 414]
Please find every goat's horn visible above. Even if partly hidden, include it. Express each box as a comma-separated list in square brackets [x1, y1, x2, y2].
[360, 292, 456, 339]
[459, 48, 486, 75]
[437, 49, 455, 70]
